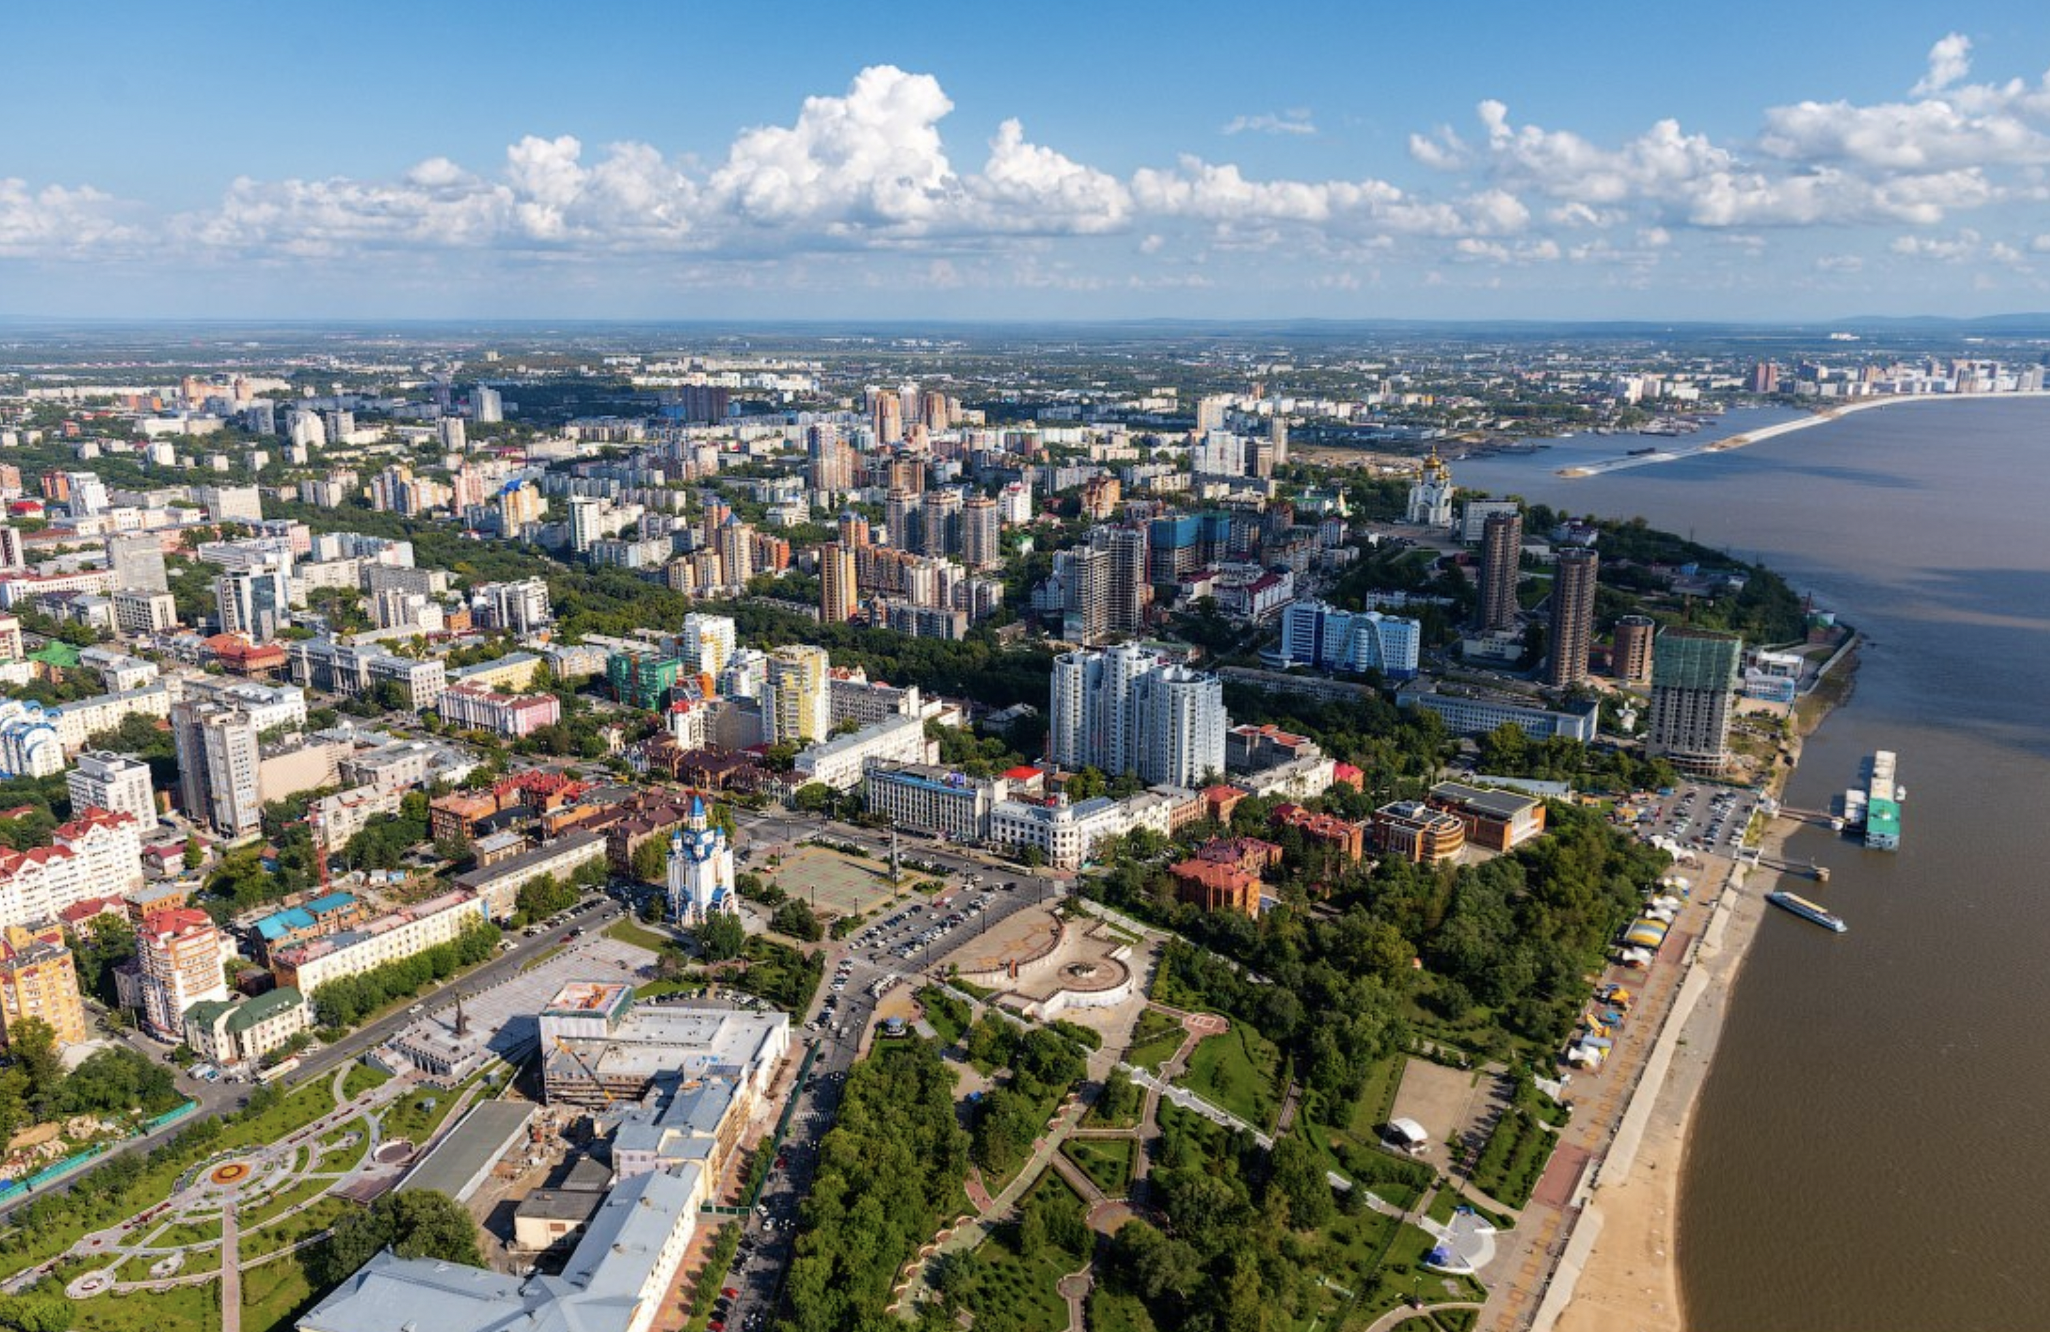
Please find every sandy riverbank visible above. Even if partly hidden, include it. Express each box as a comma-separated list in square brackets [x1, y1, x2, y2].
[1555, 390, 2050, 479]
[1535, 821, 1788, 1332]
[1538, 687, 1845, 1332]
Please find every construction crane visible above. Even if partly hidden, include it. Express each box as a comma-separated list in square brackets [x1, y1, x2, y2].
[551, 1036, 615, 1106]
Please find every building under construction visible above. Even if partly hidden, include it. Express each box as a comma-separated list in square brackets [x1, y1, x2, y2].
[537, 980, 789, 1111]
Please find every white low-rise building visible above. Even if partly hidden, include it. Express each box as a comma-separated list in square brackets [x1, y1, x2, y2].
[791, 712, 936, 792]
[51, 683, 174, 753]
[271, 889, 489, 996]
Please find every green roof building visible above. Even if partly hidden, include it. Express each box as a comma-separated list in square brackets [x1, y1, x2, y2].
[183, 986, 309, 1069]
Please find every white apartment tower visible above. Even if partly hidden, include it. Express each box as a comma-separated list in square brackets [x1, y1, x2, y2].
[67, 751, 156, 826]
[1049, 643, 1226, 789]
[171, 701, 263, 840]
[680, 613, 736, 680]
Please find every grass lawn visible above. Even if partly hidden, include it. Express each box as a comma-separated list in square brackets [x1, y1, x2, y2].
[1179, 1021, 1284, 1130]
[76, 1283, 222, 1332]
[219, 1082, 337, 1154]
[340, 1063, 391, 1100]
[154, 1217, 224, 1248]
[916, 986, 969, 1047]
[239, 1174, 337, 1231]
[315, 1128, 372, 1174]
[732, 937, 823, 1013]
[1374, 1222, 1487, 1314]
[1149, 963, 1205, 1010]
[241, 1250, 326, 1332]
[1086, 1285, 1159, 1332]
[635, 977, 705, 1000]
[1467, 1108, 1555, 1210]
[964, 1179, 1083, 1332]
[1061, 1137, 1134, 1196]
[377, 1085, 472, 1146]
[1425, 1188, 1514, 1232]
[1124, 1008, 1185, 1072]
[950, 976, 997, 1000]
[965, 1231, 1073, 1332]
[1350, 1054, 1406, 1143]
[1296, 1205, 1402, 1328]
[605, 917, 674, 953]
[242, 1197, 354, 1261]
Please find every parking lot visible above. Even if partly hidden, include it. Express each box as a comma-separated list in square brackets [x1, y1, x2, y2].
[1632, 780, 1763, 859]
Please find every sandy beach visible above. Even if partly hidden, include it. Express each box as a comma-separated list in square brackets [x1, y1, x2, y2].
[1533, 678, 1848, 1332]
[1534, 824, 1787, 1332]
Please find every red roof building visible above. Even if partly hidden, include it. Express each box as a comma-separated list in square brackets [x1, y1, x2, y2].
[1195, 836, 1284, 877]
[1169, 858, 1263, 919]
[1270, 803, 1367, 862]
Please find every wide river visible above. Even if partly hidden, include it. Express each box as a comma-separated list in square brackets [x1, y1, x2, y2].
[1451, 398, 2050, 1332]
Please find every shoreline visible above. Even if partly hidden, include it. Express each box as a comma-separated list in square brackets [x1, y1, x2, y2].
[1554, 390, 2050, 479]
[1532, 658, 1853, 1332]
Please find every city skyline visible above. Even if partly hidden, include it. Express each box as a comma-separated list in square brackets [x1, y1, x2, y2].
[10, 1, 2050, 321]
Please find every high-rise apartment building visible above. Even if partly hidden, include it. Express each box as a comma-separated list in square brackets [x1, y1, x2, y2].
[1478, 510, 1524, 631]
[884, 489, 919, 552]
[473, 385, 503, 423]
[215, 563, 291, 641]
[1277, 601, 1421, 680]
[1612, 614, 1656, 684]
[67, 751, 156, 826]
[1049, 643, 1227, 789]
[136, 908, 229, 1041]
[1647, 629, 1742, 775]
[1546, 548, 1600, 688]
[715, 515, 752, 589]
[0, 922, 86, 1047]
[1054, 545, 1111, 644]
[107, 533, 169, 593]
[679, 613, 735, 680]
[1091, 525, 1151, 636]
[919, 489, 961, 558]
[764, 646, 831, 747]
[836, 511, 870, 550]
[806, 426, 854, 493]
[171, 700, 263, 840]
[473, 578, 553, 635]
[567, 496, 604, 554]
[960, 495, 1001, 570]
[870, 390, 904, 445]
[819, 542, 858, 625]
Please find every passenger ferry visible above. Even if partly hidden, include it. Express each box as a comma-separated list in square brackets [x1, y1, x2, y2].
[1767, 891, 1847, 933]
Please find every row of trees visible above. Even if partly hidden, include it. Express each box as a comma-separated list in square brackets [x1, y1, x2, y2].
[1475, 722, 1680, 794]
[307, 917, 499, 1029]
[780, 1042, 969, 1332]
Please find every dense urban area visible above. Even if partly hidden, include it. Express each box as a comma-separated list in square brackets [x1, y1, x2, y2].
[0, 320, 2015, 1332]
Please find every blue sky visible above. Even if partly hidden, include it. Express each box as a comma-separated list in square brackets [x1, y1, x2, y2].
[8, 0, 2050, 320]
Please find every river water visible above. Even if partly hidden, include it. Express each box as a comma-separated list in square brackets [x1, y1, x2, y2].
[1452, 398, 2050, 1332]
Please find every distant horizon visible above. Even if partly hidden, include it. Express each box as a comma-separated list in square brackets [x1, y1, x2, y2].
[5, 310, 2050, 332]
